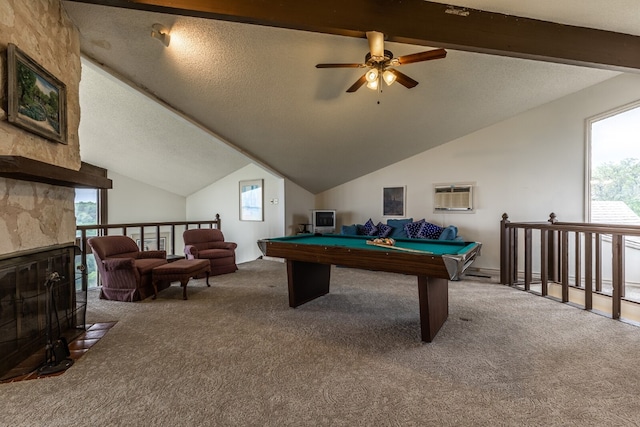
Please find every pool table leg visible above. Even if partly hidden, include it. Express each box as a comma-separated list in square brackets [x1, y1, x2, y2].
[286, 260, 331, 307]
[417, 276, 449, 342]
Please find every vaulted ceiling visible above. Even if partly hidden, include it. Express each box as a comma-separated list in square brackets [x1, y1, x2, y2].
[61, 0, 640, 196]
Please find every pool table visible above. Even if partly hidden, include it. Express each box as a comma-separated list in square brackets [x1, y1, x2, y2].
[257, 234, 481, 342]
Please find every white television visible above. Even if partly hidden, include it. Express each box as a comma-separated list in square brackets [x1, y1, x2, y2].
[311, 210, 336, 234]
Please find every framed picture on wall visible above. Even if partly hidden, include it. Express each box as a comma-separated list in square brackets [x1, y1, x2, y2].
[135, 237, 166, 251]
[6, 43, 67, 144]
[383, 186, 406, 217]
[239, 179, 264, 221]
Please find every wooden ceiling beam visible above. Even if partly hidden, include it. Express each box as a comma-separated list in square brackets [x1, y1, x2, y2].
[65, 0, 640, 72]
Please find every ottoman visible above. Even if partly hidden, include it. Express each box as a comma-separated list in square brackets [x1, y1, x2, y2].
[151, 259, 211, 300]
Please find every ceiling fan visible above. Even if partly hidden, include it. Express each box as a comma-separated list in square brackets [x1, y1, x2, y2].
[316, 31, 447, 93]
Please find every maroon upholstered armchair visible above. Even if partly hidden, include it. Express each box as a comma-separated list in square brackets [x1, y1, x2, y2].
[87, 235, 168, 302]
[183, 229, 238, 276]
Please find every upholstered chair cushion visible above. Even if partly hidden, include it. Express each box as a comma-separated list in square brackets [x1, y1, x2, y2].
[87, 235, 168, 302]
[183, 228, 238, 276]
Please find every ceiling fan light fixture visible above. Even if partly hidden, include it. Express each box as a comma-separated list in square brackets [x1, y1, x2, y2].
[151, 23, 171, 47]
[365, 68, 378, 83]
[383, 70, 397, 86]
[316, 31, 446, 94]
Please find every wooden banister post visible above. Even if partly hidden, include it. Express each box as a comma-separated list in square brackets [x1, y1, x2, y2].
[612, 234, 623, 319]
[500, 213, 509, 285]
[584, 232, 593, 310]
[524, 228, 532, 291]
[561, 230, 569, 302]
[548, 212, 559, 282]
[540, 228, 548, 296]
[80, 229, 88, 292]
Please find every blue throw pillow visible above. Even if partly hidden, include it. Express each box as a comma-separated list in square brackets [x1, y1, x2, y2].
[417, 221, 444, 239]
[438, 225, 458, 240]
[341, 224, 359, 235]
[362, 219, 378, 236]
[404, 219, 425, 239]
[387, 218, 413, 239]
[376, 222, 393, 238]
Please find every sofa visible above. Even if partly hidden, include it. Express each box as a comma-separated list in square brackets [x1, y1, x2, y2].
[340, 217, 461, 241]
[87, 235, 169, 302]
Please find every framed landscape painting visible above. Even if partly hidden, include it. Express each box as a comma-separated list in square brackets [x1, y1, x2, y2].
[7, 43, 67, 144]
[383, 186, 406, 217]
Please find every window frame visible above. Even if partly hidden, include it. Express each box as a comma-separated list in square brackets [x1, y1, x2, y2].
[584, 99, 640, 223]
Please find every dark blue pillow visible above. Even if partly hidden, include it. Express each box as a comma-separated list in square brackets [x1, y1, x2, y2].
[438, 225, 458, 240]
[341, 224, 359, 235]
[376, 222, 393, 238]
[417, 221, 444, 239]
[387, 218, 413, 239]
[404, 219, 425, 239]
[362, 219, 378, 236]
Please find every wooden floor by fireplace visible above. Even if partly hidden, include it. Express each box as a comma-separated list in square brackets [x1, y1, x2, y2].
[0, 322, 116, 383]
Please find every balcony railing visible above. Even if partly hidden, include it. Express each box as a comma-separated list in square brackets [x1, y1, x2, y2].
[75, 214, 220, 292]
[500, 212, 640, 323]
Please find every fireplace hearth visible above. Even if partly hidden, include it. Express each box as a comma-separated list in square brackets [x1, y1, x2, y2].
[0, 243, 86, 378]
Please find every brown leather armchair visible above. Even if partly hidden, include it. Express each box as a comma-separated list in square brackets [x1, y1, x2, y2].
[183, 229, 238, 276]
[87, 235, 168, 302]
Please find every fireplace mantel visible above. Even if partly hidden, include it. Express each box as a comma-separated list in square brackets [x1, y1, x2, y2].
[0, 156, 112, 189]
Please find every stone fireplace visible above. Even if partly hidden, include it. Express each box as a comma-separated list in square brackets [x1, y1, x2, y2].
[1, 1, 82, 253]
[0, 1, 111, 377]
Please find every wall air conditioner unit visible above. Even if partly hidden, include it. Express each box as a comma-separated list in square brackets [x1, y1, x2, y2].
[434, 183, 474, 212]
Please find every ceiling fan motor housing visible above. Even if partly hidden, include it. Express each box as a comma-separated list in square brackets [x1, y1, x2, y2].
[365, 50, 394, 65]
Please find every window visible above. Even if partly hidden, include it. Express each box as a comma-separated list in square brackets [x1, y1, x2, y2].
[75, 189, 98, 229]
[75, 188, 99, 288]
[239, 179, 263, 221]
[587, 102, 640, 224]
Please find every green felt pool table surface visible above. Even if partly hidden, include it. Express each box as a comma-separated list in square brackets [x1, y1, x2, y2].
[267, 234, 477, 256]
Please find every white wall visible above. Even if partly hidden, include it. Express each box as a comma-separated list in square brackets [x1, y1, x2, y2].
[108, 171, 186, 223]
[316, 73, 640, 274]
[285, 179, 316, 236]
[186, 163, 286, 264]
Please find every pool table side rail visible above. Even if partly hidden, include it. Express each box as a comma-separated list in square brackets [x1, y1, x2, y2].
[260, 240, 455, 279]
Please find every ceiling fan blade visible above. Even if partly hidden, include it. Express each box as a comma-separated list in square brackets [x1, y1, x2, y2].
[346, 74, 367, 93]
[389, 69, 419, 89]
[366, 31, 385, 59]
[396, 49, 447, 65]
[316, 63, 365, 68]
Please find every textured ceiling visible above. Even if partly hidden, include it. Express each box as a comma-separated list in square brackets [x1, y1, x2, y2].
[78, 60, 252, 196]
[62, 1, 638, 195]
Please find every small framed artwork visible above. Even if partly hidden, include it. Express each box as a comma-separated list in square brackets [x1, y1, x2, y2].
[240, 179, 264, 221]
[383, 186, 406, 217]
[6, 43, 67, 144]
[135, 237, 167, 251]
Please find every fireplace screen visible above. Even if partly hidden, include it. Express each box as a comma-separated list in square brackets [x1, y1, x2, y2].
[0, 244, 86, 378]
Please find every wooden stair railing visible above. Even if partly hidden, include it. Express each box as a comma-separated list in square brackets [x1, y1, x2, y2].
[501, 213, 640, 320]
[75, 214, 221, 293]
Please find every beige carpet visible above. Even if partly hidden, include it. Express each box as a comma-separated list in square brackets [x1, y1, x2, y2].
[2, 259, 640, 426]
